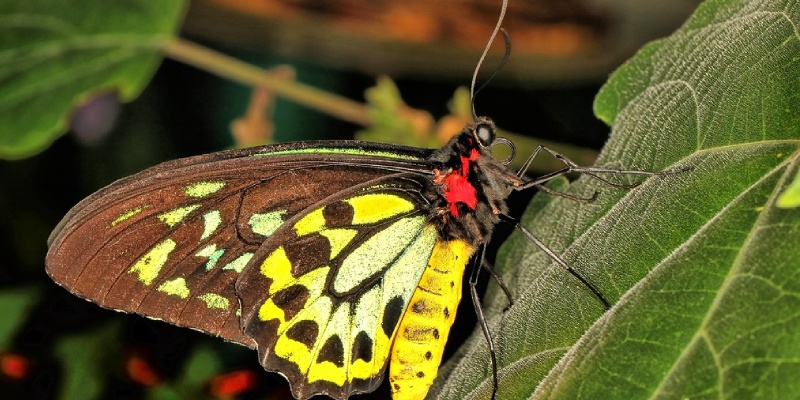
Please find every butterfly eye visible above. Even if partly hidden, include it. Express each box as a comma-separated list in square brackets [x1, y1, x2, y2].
[476, 124, 495, 147]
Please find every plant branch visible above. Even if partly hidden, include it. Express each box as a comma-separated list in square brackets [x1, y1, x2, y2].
[161, 38, 372, 126]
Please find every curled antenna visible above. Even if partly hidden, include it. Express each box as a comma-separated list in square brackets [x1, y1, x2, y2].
[472, 29, 511, 111]
[470, 0, 509, 120]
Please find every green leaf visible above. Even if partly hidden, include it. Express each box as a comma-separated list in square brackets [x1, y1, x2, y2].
[436, 0, 800, 399]
[178, 344, 221, 387]
[143, 345, 221, 400]
[0, 286, 40, 350]
[54, 322, 122, 400]
[0, 0, 186, 160]
[356, 76, 438, 148]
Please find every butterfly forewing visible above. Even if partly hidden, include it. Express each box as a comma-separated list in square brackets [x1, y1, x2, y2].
[237, 175, 438, 399]
[46, 142, 432, 348]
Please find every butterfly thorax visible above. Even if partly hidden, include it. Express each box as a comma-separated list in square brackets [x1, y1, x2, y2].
[426, 118, 517, 244]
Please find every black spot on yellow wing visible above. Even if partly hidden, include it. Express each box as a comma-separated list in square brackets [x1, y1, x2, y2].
[286, 320, 319, 349]
[283, 233, 331, 276]
[381, 296, 405, 337]
[317, 336, 346, 367]
[352, 331, 373, 363]
[323, 200, 355, 226]
[271, 285, 309, 321]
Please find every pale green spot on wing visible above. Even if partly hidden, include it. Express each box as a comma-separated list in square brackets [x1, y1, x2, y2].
[223, 252, 253, 273]
[129, 239, 177, 286]
[196, 244, 217, 257]
[196, 244, 225, 271]
[198, 293, 229, 309]
[111, 206, 145, 227]
[319, 228, 358, 259]
[158, 204, 201, 227]
[334, 216, 426, 293]
[249, 210, 287, 237]
[185, 181, 225, 198]
[201, 210, 222, 240]
[157, 277, 190, 298]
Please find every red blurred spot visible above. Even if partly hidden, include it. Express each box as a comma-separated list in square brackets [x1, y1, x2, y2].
[0, 352, 30, 380]
[125, 351, 162, 387]
[208, 370, 258, 398]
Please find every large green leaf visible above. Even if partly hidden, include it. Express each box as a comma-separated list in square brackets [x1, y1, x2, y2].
[435, 0, 800, 399]
[0, 0, 185, 159]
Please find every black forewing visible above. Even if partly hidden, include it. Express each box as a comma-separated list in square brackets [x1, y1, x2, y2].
[45, 141, 435, 348]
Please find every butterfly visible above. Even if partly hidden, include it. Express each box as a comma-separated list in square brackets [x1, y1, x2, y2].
[46, 111, 672, 399]
[40, 112, 479, 394]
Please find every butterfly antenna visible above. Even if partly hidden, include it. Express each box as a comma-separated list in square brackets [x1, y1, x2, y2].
[491, 137, 516, 165]
[470, 0, 509, 120]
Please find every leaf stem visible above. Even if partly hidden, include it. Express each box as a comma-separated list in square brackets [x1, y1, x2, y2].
[161, 38, 372, 126]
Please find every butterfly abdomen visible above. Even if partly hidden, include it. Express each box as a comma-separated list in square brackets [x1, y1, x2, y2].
[389, 239, 476, 400]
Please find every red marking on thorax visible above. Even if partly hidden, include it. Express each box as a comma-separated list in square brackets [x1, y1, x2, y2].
[442, 148, 481, 217]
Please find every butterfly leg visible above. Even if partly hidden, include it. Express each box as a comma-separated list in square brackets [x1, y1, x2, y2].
[513, 222, 611, 310]
[516, 145, 686, 191]
[534, 183, 598, 203]
[481, 258, 514, 308]
[470, 245, 499, 400]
